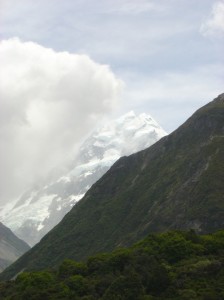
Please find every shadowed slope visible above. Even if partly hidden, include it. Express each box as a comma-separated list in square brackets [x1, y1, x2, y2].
[1, 93, 224, 280]
[0, 223, 30, 272]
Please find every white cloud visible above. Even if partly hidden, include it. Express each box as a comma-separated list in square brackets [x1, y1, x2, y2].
[200, 1, 224, 37]
[0, 38, 122, 205]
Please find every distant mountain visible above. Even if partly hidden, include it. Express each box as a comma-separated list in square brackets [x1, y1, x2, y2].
[0, 222, 30, 273]
[1, 93, 224, 280]
[0, 112, 166, 246]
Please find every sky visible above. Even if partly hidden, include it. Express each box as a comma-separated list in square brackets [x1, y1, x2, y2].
[0, 0, 223, 206]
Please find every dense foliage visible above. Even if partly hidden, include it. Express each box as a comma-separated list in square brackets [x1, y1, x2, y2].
[0, 230, 223, 299]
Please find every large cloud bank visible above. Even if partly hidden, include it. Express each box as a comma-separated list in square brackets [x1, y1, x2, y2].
[200, 1, 224, 37]
[0, 38, 122, 206]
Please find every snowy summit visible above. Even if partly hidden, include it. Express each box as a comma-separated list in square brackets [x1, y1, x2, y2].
[0, 112, 166, 246]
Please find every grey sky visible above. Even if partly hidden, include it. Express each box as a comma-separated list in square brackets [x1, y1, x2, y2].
[0, 0, 223, 205]
[1, 0, 223, 131]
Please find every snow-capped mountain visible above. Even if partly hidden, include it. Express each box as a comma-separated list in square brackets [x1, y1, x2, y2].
[0, 111, 166, 246]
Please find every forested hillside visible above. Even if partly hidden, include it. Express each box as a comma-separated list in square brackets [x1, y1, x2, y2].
[0, 230, 223, 299]
[1, 94, 224, 280]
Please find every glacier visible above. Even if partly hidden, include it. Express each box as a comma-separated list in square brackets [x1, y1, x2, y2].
[0, 111, 166, 246]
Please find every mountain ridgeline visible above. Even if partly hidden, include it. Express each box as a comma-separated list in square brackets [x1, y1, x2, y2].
[1, 93, 224, 280]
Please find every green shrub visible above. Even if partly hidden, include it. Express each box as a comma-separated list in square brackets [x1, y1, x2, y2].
[58, 259, 87, 278]
[65, 274, 87, 296]
[102, 274, 144, 300]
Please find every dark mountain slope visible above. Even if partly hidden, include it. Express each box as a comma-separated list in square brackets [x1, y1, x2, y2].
[1, 93, 224, 280]
[0, 223, 30, 272]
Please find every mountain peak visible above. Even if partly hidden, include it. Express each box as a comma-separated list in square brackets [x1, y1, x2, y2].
[213, 93, 224, 103]
[1, 94, 224, 279]
[197, 93, 224, 113]
[200, 93, 224, 111]
[119, 110, 136, 119]
[0, 111, 166, 246]
[116, 111, 157, 125]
